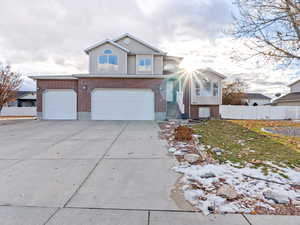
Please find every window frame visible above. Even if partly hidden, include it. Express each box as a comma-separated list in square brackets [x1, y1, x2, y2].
[213, 82, 219, 96]
[138, 58, 152, 72]
[195, 81, 201, 96]
[98, 49, 119, 71]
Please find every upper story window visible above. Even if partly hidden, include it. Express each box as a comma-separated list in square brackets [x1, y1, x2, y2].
[195, 79, 216, 97]
[213, 82, 219, 96]
[201, 79, 211, 96]
[195, 81, 201, 96]
[138, 58, 152, 72]
[98, 49, 118, 71]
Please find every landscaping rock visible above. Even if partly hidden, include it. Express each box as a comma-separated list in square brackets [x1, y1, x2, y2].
[193, 134, 202, 139]
[212, 147, 224, 153]
[197, 144, 206, 152]
[184, 154, 200, 163]
[263, 190, 290, 204]
[217, 185, 238, 200]
[200, 172, 216, 178]
[174, 150, 185, 156]
[168, 147, 176, 153]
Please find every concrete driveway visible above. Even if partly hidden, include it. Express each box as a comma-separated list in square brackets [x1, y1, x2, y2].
[0, 120, 293, 225]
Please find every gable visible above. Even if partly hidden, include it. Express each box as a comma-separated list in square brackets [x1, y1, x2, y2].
[114, 34, 166, 55]
[85, 39, 130, 54]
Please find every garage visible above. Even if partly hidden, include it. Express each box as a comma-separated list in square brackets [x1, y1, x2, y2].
[91, 89, 155, 120]
[43, 90, 77, 120]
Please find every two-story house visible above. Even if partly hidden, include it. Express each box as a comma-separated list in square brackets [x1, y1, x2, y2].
[273, 79, 300, 106]
[30, 33, 225, 120]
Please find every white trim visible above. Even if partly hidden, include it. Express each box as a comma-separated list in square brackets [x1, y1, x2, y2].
[125, 53, 128, 74]
[29, 75, 77, 80]
[74, 74, 168, 79]
[84, 39, 130, 54]
[42, 89, 77, 120]
[112, 33, 167, 55]
[30, 74, 169, 80]
[152, 54, 154, 75]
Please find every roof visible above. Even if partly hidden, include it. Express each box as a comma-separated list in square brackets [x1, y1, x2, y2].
[273, 92, 300, 103]
[19, 92, 36, 100]
[29, 74, 169, 80]
[84, 39, 130, 54]
[16, 91, 36, 99]
[288, 79, 300, 87]
[198, 68, 226, 79]
[245, 93, 271, 100]
[112, 33, 166, 55]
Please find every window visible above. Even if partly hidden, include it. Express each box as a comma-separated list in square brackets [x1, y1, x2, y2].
[98, 49, 118, 71]
[195, 81, 201, 96]
[194, 79, 215, 96]
[103, 49, 112, 54]
[213, 82, 219, 96]
[138, 58, 152, 72]
[201, 79, 211, 96]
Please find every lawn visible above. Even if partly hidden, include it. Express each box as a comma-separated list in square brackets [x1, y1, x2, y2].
[193, 120, 300, 174]
[231, 120, 300, 151]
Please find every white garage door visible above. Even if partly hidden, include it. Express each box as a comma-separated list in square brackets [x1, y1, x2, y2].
[91, 89, 155, 120]
[43, 90, 77, 120]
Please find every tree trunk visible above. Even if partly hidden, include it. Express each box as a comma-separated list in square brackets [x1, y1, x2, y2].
[0, 105, 3, 114]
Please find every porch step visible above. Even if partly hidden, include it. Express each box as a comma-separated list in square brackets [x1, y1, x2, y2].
[167, 102, 181, 119]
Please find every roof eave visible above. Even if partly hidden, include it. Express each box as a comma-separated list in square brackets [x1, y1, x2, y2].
[84, 39, 130, 54]
[112, 33, 167, 55]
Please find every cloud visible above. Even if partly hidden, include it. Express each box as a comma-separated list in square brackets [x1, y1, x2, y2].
[0, 0, 297, 96]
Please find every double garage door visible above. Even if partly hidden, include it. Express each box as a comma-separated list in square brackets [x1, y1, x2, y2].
[43, 89, 155, 120]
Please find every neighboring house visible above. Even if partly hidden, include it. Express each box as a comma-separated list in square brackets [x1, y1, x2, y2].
[242, 93, 271, 106]
[30, 33, 225, 120]
[7, 91, 36, 107]
[273, 79, 300, 106]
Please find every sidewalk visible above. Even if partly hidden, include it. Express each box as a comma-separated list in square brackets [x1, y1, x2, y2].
[1, 206, 299, 225]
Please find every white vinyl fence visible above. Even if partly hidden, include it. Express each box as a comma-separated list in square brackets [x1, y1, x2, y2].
[0, 107, 37, 117]
[220, 105, 300, 120]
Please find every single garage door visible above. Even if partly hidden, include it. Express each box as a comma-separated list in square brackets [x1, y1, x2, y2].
[43, 90, 77, 120]
[91, 89, 155, 120]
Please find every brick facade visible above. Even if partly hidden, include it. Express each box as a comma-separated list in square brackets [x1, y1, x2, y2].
[37, 78, 166, 116]
[37, 79, 78, 112]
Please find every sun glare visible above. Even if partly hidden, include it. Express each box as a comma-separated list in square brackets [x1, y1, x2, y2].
[179, 56, 203, 74]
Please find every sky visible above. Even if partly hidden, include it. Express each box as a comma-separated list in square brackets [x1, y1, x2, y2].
[0, 0, 298, 97]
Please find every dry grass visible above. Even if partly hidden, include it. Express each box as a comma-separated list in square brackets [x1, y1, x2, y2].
[193, 120, 300, 174]
[231, 120, 300, 152]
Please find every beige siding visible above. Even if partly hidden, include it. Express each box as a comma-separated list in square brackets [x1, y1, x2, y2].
[116, 37, 158, 54]
[154, 55, 163, 75]
[191, 72, 222, 105]
[89, 43, 127, 74]
[127, 55, 136, 75]
[291, 81, 300, 93]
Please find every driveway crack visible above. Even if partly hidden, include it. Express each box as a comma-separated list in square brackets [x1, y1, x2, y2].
[62, 121, 129, 208]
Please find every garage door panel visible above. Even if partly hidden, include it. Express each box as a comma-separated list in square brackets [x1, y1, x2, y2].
[91, 89, 154, 120]
[43, 90, 77, 120]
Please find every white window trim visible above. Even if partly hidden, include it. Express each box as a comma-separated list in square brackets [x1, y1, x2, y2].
[98, 49, 119, 72]
[136, 55, 153, 74]
[194, 79, 220, 97]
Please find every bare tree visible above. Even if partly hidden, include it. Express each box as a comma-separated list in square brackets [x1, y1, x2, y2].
[232, 0, 300, 65]
[222, 79, 248, 105]
[0, 64, 22, 112]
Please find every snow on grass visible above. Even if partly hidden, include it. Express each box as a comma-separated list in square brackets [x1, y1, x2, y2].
[173, 163, 300, 214]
